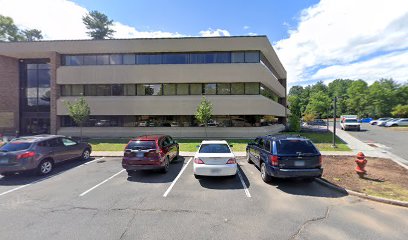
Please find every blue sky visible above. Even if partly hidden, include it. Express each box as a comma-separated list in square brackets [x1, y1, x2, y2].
[1, 0, 407, 87]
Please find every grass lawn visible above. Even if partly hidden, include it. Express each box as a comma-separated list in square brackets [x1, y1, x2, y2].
[88, 131, 350, 152]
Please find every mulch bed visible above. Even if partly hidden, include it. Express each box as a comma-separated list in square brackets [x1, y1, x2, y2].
[322, 156, 408, 201]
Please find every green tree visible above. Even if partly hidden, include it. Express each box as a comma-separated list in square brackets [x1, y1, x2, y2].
[0, 15, 23, 41]
[305, 90, 331, 118]
[64, 97, 91, 141]
[396, 83, 408, 105]
[311, 81, 328, 93]
[82, 10, 115, 39]
[346, 80, 369, 117]
[366, 79, 399, 117]
[195, 96, 213, 138]
[21, 29, 43, 41]
[328, 79, 353, 115]
[391, 104, 408, 118]
[288, 95, 301, 132]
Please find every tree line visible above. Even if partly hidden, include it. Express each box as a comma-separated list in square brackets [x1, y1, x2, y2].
[1, 10, 115, 42]
[288, 79, 408, 121]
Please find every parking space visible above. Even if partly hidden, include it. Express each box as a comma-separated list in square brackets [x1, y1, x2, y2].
[0, 155, 408, 239]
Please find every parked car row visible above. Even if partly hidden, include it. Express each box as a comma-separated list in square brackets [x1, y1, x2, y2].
[369, 118, 408, 127]
[1, 134, 323, 184]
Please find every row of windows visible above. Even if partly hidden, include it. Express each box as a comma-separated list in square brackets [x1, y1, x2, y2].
[61, 115, 279, 128]
[60, 82, 279, 98]
[62, 51, 260, 66]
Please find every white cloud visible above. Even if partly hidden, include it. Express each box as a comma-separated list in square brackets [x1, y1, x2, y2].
[243, 25, 250, 30]
[247, 32, 258, 36]
[0, 0, 229, 39]
[275, 0, 408, 85]
[199, 28, 231, 37]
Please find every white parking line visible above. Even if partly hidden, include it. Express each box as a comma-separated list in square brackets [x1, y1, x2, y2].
[237, 169, 251, 198]
[79, 169, 125, 197]
[0, 157, 106, 197]
[163, 157, 192, 197]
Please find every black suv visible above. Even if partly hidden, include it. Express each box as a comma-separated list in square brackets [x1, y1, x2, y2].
[246, 135, 322, 182]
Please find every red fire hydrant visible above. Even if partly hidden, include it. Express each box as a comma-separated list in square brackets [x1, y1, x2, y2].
[355, 152, 367, 178]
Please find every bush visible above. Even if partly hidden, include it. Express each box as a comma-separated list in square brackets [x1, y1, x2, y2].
[289, 114, 301, 132]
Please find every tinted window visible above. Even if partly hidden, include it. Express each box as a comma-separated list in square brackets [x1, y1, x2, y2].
[123, 54, 136, 64]
[276, 140, 318, 155]
[231, 83, 245, 94]
[163, 84, 176, 95]
[110, 54, 123, 65]
[62, 138, 77, 146]
[231, 52, 245, 63]
[176, 83, 189, 95]
[124, 84, 136, 96]
[190, 84, 202, 95]
[199, 144, 231, 153]
[245, 51, 260, 63]
[345, 119, 358, 123]
[112, 84, 124, 96]
[0, 142, 32, 152]
[264, 140, 271, 152]
[83, 55, 97, 65]
[162, 54, 188, 64]
[204, 83, 216, 95]
[97, 55, 110, 65]
[217, 83, 230, 95]
[126, 141, 156, 150]
[162, 137, 171, 146]
[245, 83, 259, 94]
[46, 138, 63, 147]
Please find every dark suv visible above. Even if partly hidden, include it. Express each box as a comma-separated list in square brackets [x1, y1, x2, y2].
[246, 135, 322, 182]
[122, 135, 179, 175]
[0, 135, 92, 176]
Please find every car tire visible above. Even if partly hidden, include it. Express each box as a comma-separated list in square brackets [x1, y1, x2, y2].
[37, 159, 53, 176]
[246, 151, 252, 164]
[175, 148, 180, 160]
[194, 174, 201, 179]
[82, 149, 91, 161]
[260, 162, 272, 183]
[126, 170, 135, 176]
[161, 157, 170, 173]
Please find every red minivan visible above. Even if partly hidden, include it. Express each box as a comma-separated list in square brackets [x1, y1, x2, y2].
[122, 135, 179, 175]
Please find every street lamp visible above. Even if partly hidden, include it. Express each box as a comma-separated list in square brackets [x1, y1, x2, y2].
[332, 96, 341, 148]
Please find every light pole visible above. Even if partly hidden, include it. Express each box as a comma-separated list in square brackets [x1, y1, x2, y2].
[332, 96, 338, 148]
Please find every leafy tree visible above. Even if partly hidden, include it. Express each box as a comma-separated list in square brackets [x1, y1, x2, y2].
[288, 95, 301, 132]
[366, 79, 399, 118]
[64, 97, 91, 141]
[302, 113, 316, 122]
[328, 79, 353, 116]
[346, 80, 369, 117]
[311, 81, 328, 93]
[288, 85, 304, 97]
[0, 15, 23, 41]
[391, 104, 408, 118]
[195, 97, 213, 138]
[82, 10, 115, 39]
[396, 83, 408, 105]
[21, 29, 43, 41]
[305, 90, 331, 118]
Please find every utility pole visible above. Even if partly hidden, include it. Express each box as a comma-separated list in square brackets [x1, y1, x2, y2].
[332, 97, 337, 148]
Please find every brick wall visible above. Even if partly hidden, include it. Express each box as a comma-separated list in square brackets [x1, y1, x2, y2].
[0, 55, 19, 135]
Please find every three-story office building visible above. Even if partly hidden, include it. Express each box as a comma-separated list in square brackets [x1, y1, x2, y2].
[0, 36, 287, 138]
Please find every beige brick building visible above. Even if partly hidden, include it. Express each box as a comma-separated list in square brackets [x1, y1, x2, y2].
[0, 36, 287, 138]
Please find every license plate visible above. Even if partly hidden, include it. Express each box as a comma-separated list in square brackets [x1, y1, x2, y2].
[295, 161, 305, 167]
[210, 168, 221, 173]
[136, 152, 144, 158]
[0, 159, 8, 164]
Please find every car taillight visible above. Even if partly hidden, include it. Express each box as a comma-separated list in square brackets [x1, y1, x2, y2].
[270, 155, 278, 166]
[319, 155, 322, 165]
[226, 158, 236, 164]
[194, 158, 204, 164]
[17, 151, 35, 160]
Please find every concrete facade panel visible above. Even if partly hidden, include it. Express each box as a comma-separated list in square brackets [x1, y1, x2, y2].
[0, 55, 19, 134]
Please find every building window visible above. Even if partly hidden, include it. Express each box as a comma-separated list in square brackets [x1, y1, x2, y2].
[96, 55, 110, 65]
[83, 55, 97, 65]
[110, 54, 123, 65]
[68, 56, 83, 66]
[204, 83, 216, 95]
[245, 51, 260, 63]
[231, 52, 245, 63]
[217, 83, 230, 95]
[190, 83, 202, 95]
[176, 83, 189, 95]
[245, 82, 259, 95]
[136, 54, 149, 64]
[123, 54, 136, 65]
[124, 84, 136, 96]
[162, 54, 188, 64]
[112, 84, 124, 96]
[231, 83, 245, 95]
[163, 84, 176, 95]
[72, 85, 84, 96]
[137, 84, 162, 96]
[61, 85, 71, 96]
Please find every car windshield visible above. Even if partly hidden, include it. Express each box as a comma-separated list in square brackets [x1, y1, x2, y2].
[345, 119, 358, 123]
[276, 140, 318, 155]
[126, 140, 156, 150]
[199, 144, 231, 153]
[0, 142, 32, 152]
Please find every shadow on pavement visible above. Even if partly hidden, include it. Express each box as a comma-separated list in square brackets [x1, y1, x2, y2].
[0, 157, 98, 187]
[198, 165, 250, 190]
[268, 178, 347, 198]
[126, 156, 185, 184]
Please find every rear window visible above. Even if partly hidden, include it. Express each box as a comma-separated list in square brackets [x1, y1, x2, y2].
[276, 140, 318, 155]
[0, 142, 32, 152]
[126, 140, 156, 150]
[199, 144, 231, 153]
[345, 119, 358, 123]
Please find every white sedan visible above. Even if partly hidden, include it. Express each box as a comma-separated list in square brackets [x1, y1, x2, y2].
[193, 140, 237, 178]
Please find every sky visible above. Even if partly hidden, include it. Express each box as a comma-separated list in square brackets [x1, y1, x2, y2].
[1, 0, 407, 88]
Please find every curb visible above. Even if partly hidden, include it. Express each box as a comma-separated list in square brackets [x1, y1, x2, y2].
[315, 178, 408, 208]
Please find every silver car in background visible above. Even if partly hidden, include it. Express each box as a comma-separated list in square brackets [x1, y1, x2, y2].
[0, 135, 92, 176]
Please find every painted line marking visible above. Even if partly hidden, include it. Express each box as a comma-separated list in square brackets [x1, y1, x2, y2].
[79, 169, 125, 197]
[0, 157, 106, 197]
[83, 157, 105, 166]
[237, 168, 251, 198]
[163, 157, 193, 197]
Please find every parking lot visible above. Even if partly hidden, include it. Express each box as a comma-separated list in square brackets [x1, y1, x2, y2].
[1, 156, 408, 240]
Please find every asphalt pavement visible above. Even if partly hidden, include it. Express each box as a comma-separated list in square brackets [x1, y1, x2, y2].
[0, 156, 408, 240]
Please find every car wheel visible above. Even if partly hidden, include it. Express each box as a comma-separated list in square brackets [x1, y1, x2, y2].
[246, 151, 252, 164]
[82, 149, 91, 161]
[175, 148, 180, 160]
[37, 159, 53, 176]
[161, 157, 170, 173]
[260, 162, 272, 183]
